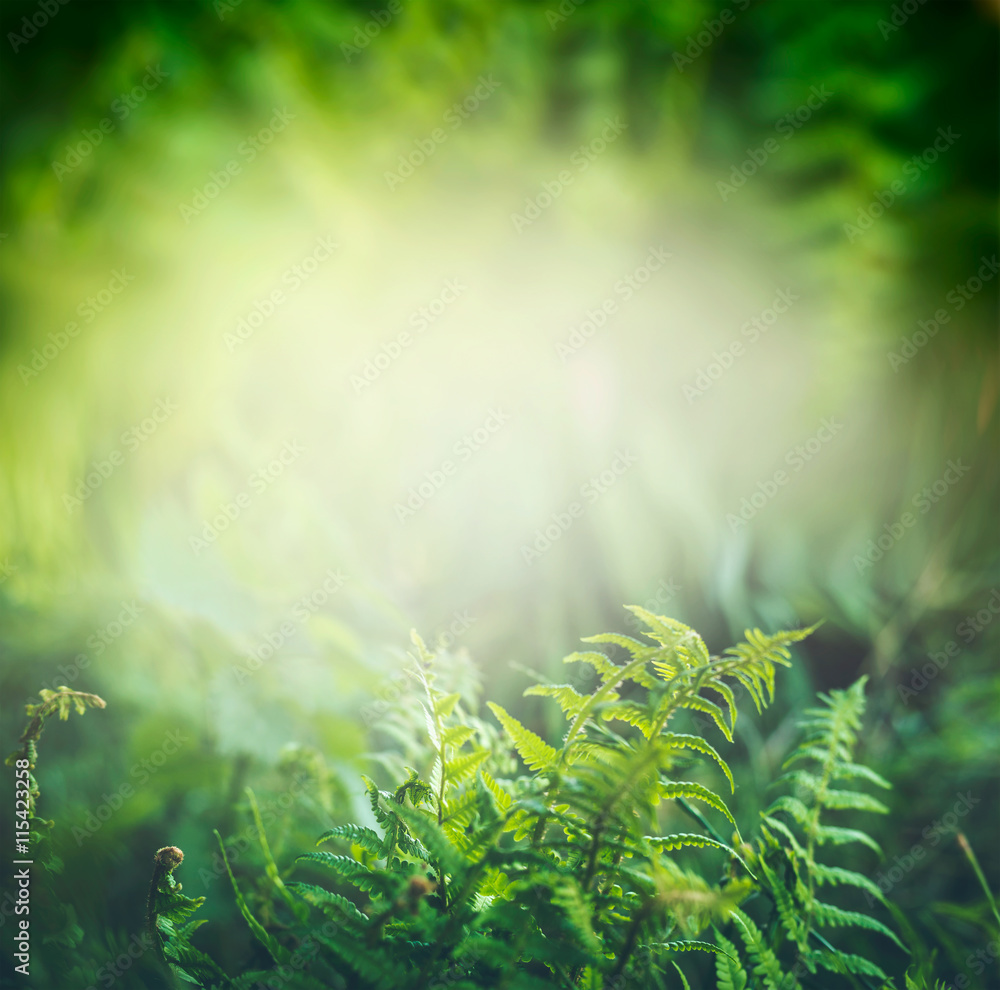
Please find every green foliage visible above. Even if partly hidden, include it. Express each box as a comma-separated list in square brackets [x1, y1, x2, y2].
[164, 610, 828, 988]
[146, 846, 230, 988]
[722, 676, 906, 988]
[10, 616, 937, 988]
[6, 686, 107, 824]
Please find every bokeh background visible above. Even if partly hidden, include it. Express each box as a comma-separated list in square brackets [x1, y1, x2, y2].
[1, 0, 997, 986]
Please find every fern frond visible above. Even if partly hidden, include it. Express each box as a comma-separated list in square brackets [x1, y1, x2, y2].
[551, 878, 602, 955]
[286, 881, 370, 930]
[479, 768, 512, 813]
[820, 788, 889, 814]
[714, 929, 749, 990]
[215, 830, 291, 965]
[811, 899, 907, 950]
[316, 823, 384, 854]
[811, 949, 890, 980]
[487, 702, 557, 772]
[647, 832, 739, 857]
[296, 851, 394, 895]
[813, 824, 882, 855]
[444, 748, 489, 787]
[391, 800, 467, 880]
[523, 682, 590, 718]
[442, 724, 477, 748]
[562, 649, 620, 680]
[731, 908, 798, 990]
[657, 732, 735, 792]
[809, 862, 886, 903]
[659, 781, 738, 834]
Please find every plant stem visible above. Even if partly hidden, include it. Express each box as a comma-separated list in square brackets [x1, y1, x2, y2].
[958, 832, 1000, 932]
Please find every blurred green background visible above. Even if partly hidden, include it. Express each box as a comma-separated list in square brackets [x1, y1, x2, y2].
[1, 0, 997, 986]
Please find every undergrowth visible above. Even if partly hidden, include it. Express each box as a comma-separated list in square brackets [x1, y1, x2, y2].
[15, 610, 994, 988]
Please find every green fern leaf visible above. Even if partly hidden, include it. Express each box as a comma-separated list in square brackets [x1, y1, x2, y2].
[444, 748, 489, 787]
[442, 724, 477, 748]
[731, 908, 797, 990]
[671, 961, 693, 990]
[215, 831, 290, 965]
[316, 823, 384, 854]
[600, 700, 654, 734]
[479, 768, 512, 813]
[523, 683, 589, 719]
[434, 691, 462, 719]
[391, 800, 467, 879]
[765, 794, 811, 825]
[659, 780, 739, 833]
[286, 881, 370, 929]
[812, 900, 907, 950]
[295, 851, 393, 895]
[809, 862, 886, 902]
[714, 929, 749, 990]
[487, 702, 557, 772]
[681, 695, 734, 742]
[813, 824, 882, 855]
[811, 948, 889, 980]
[649, 939, 723, 954]
[659, 732, 735, 791]
[562, 649, 620, 680]
[831, 761, 892, 789]
[821, 788, 889, 813]
[581, 631, 657, 657]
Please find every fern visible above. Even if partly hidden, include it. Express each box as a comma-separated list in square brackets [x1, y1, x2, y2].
[723, 675, 904, 988]
[262, 609, 816, 988]
[6, 685, 106, 840]
[146, 845, 233, 988]
[117, 610, 922, 989]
